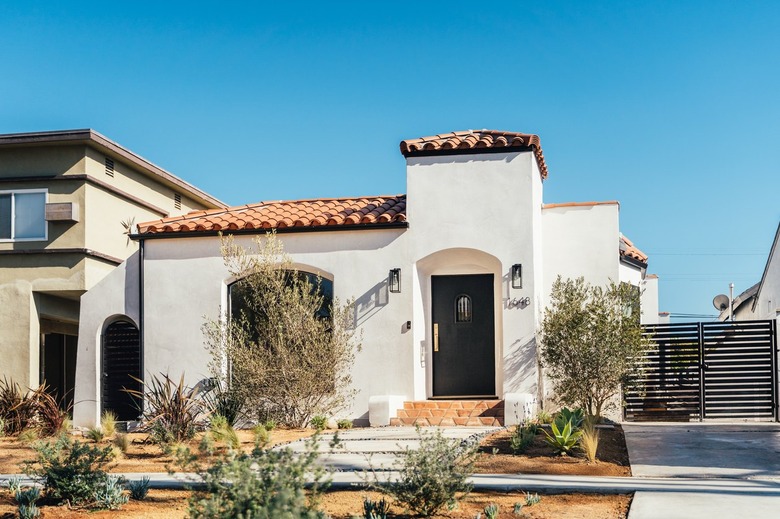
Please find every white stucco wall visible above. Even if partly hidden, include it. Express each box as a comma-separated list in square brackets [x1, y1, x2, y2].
[541, 203, 621, 298]
[640, 275, 660, 324]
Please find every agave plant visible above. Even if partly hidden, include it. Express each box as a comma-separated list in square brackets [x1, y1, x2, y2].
[553, 407, 584, 431]
[543, 418, 582, 455]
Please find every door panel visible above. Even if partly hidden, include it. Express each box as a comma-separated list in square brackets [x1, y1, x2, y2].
[432, 274, 495, 397]
[102, 320, 142, 421]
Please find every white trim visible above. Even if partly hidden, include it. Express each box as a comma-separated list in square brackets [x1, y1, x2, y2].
[0, 188, 48, 242]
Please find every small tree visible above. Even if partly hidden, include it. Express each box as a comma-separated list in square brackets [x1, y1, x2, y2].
[204, 233, 361, 428]
[539, 276, 648, 418]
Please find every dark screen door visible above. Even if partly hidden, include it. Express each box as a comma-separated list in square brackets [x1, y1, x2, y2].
[432, 274, 495, 397]
[102, 320, 142, 421]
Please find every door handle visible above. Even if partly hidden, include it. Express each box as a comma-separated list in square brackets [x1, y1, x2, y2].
[433, 323, 439, 352]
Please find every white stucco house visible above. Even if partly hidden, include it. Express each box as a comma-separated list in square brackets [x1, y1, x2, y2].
[718, 222, 780, 322]
[73, 129, 659, 428]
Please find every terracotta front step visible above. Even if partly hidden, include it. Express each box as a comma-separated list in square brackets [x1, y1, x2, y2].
[391, 400, 504, 427]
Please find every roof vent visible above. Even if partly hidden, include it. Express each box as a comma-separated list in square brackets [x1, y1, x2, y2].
[174, 193, 182, 210]
[105, 157, 115, 177]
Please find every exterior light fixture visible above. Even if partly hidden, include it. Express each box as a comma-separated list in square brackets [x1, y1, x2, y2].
[389, 268, 402, 293]
[511, 264, 523, 289]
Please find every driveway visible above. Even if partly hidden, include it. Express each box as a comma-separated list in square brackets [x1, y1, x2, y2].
[623, 422, 780, 479]
[623, 422, 780, 519]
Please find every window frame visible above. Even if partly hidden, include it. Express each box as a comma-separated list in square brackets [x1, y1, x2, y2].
[0, 188, 48, 242]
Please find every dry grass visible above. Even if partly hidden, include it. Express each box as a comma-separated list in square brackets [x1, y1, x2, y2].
[580, 421, 601, 463]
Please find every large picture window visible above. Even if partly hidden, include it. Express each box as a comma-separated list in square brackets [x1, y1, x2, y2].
[0, 190, 47, 241]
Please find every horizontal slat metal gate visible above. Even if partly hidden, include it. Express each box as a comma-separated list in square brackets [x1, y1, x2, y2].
[624, 320, 777, 421]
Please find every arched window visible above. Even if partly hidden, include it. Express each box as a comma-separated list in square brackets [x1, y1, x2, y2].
[455, 294, 472, 322]
[229, 271, 334, 344]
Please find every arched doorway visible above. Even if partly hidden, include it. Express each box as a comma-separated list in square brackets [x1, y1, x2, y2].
[101, 319, 142, 421]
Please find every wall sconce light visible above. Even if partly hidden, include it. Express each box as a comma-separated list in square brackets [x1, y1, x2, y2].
[389, 268, 402, 293]
[511, 264, 523, 289]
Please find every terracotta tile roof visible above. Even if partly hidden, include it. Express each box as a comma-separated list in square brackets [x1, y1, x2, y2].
[400, 130, 549, 179]
[620, 235, 648, 263]
[136, 195, 406, 235]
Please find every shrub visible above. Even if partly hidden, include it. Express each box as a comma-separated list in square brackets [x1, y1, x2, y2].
[510, 425, 537, 454]
[252, 423, 270, 448]
[23, 432, 116, 505]
[483, 503, 500, 519]
[579, 419, 600, 463]
[337, 418, 353, 429]
[6, 476, 22, 494]
[210, 414, 240, 450]
[540, 277, 649, 418]
[18, 503, 40, 519]
[32, 386, 69, 437]
[101, 411, 117, 437]
[113, 432, 130, 453]
[128, 476, 150, 500]
[202, 383, 244, 427]
[535, 409, 553, 425]
[18, 429, 39, 444]
[93, 474, 129, 510]
[524, 492, 541, 506]
[0, 377, 37, 435]
[128, 373, 202, 445]
[203, 234, 361, 428]
[85, 426, 105, 443]
[310, 415, 327, 430]
[379, 428, 478, 517]
[543, 419, 582, 456]
[363, 496, 390, 519]
[513, 502, 524, 515]
[263, 419, 276, 431]
[187, 439, 330, 518]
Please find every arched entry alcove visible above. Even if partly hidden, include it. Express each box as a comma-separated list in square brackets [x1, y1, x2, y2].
[101, 318, 142, 421]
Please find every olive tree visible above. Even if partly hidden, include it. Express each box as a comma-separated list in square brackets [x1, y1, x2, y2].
[204, 233, 360, 428]
[539, 276, 649, 418]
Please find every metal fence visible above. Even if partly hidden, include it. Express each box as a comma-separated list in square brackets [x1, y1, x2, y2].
[624, 320, 778, 421]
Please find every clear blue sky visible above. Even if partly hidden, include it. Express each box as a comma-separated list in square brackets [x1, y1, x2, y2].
[2, 1, 778, 319]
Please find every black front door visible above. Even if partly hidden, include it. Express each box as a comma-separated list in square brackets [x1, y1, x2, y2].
[102, 320, 143, 421]
[432, 274, 495, 397]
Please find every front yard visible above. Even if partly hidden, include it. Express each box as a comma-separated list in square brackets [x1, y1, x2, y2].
[0, 423, 632, 518]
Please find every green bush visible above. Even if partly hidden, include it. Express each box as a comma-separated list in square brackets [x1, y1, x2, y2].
[85, 426, 105, 443]
[337, 418, 353, 430]
[187, 439, 330, 518]
[379, 428, 478, 517]
[543, 419, 582, 455]
[209, 414, 240, 450]
[263, 419, 277, 431]
[23, 432, 116, 505]
[510, 425, 537, 454]
[310, 415, 327, 430]
[202, 383, 245, 427]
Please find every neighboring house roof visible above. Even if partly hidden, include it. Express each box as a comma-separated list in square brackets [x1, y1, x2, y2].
[718, 282, 760, 321]
[0, 129, 226, 209]
[136, 195, 407, 235]
[752, 222, 780, 313]
[400, 130, 549, 179]
[620, 234, 648, 264]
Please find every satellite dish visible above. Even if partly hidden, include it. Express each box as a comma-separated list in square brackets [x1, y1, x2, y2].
[713, 294, 730, 312]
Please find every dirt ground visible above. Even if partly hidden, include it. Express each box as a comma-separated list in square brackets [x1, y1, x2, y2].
[0, 428, 314, 474]
[0, 489, 632, 518]
[475, 425, 632, 477]
[0, 425, 633, 518]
